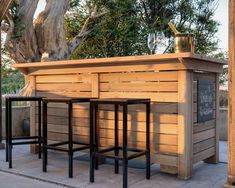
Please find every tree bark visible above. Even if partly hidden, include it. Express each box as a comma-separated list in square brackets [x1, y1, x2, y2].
[5, 0, 40, 63]
[4, 0, 106, 63]
[34, 0, 70, 61]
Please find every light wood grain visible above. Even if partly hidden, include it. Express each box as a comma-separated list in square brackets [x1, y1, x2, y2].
[36, 83, 91, 91]
[177, 70, 193, 179]
[29, 76, 37, 153]
[36, 74, 93, 83]
[100, 92, 178, 102]
[12, 52, 226, 69]
[228, 0, 235, 184]
[193, 147, 215, 164]
[193, 138, 215, 154]
[160, 165, 178, 174]
[100, 71, 178, 82]
[193, 129, 215, 144]
[100, 82, 178, 92]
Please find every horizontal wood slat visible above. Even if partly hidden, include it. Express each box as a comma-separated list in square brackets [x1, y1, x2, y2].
[36, 109, 178, 124]
[100, 82, 178, 92]
[36, 91, 92, 98]
[36, 74, 93, 83]
[37, 102, 178, 114]
[36, 119, 177, 134]
[45, 132, 177, 154]
[100, 92, 178, 102]
[193, 147, 215, 164]
[193, 120, 215, 133]
[193, 128, 215, 144]
[100, 71, 178, 82]
[193, 138, 215, 154]
[36, 83, 91, 91]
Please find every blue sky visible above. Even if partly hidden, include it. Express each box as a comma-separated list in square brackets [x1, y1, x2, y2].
[36, 0, 228, 52]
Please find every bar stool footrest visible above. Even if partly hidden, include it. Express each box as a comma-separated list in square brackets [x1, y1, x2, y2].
[12, 136, 40, 140]
[46, 141, 90, 153]
[95, 146, 147, 161]
[12, 140, 40, 146]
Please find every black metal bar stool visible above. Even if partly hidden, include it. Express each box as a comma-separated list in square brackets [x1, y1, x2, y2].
[89, 98, 151, 188]
[42, 98, 92, 178]
[5, 96, 43, 168]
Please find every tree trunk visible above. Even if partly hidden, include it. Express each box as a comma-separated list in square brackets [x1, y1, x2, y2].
[34, 0, 70, 61]
[4, 0, 106, 63]
[5, 0, 40, 63]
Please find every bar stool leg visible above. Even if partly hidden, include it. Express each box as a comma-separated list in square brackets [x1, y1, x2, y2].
[90, 102, 95, 183]
[146, 102, 151, 179]
[5, 99, 9, 162]
[114, 104, 119, 174]
[38, 100, 42, 159]
[94, 104, 99, 170]
[8, 100, 12, 168]
[42, 101, 48, 172]
[68, 101, 73, 178]
[122, 104, 128, 188]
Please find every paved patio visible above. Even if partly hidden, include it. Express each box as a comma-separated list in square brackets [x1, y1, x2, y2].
[0, 141, 228, 188]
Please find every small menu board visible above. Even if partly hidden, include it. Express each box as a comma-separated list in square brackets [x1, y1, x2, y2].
[197, 80, 214, 123]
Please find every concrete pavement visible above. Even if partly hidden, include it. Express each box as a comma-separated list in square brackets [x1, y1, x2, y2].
[0, 141, 228, 188]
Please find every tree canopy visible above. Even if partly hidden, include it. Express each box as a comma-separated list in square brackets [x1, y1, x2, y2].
[69, 0, 222, 58]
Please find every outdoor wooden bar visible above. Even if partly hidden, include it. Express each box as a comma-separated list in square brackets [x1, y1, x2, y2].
[12, 52, 226, 180]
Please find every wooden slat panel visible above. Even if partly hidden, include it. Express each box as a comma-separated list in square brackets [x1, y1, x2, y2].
[193, 138, 215, 154]
[36, 102, 178, 114]
[36, 83, 91, 91]
[193, 120, 215, 133]
[47, 126, 177, 145]
[36, 109, 178, 124]
[193, 147, 215, 164]
[152, 154, 178, 167]
[193, 128, 215, 144]
[38, 119, 177, 134]
[160, 165, 178, 174]
[36, 74, 93, 83]
[97, 103, 178, 114]
[36, 91, 92, 98]
[45, 131, 177, 154]
[99, 138, 178, 154]
[100, 92, 178, 102]
[100, 71, 178, 82]
[100, 82, 178, 92]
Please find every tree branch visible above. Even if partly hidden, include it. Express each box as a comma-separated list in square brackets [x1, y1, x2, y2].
[4, 12, 14, 46]
[68, 8, 107, 54]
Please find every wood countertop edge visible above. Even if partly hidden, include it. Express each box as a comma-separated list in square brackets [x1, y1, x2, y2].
[12, 52, 227, 69]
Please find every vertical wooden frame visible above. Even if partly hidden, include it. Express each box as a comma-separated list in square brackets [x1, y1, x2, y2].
[227, 0, 235, 185]
[91, 74, 99, 98]
[178, 70, 193, 179]
[29, 76, 37, 153]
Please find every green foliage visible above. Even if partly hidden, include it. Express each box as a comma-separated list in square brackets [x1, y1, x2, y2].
[65, 0, 222, 58]
[1, 44, 24, 94]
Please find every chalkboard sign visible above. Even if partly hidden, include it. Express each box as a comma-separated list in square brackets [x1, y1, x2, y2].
[197, 80, 214, 122]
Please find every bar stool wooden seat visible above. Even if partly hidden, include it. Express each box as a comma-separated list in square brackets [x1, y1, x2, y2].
[89, 98, 151, 188]
[5, 96, 43, 168]
[42, 97, 92, 178]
